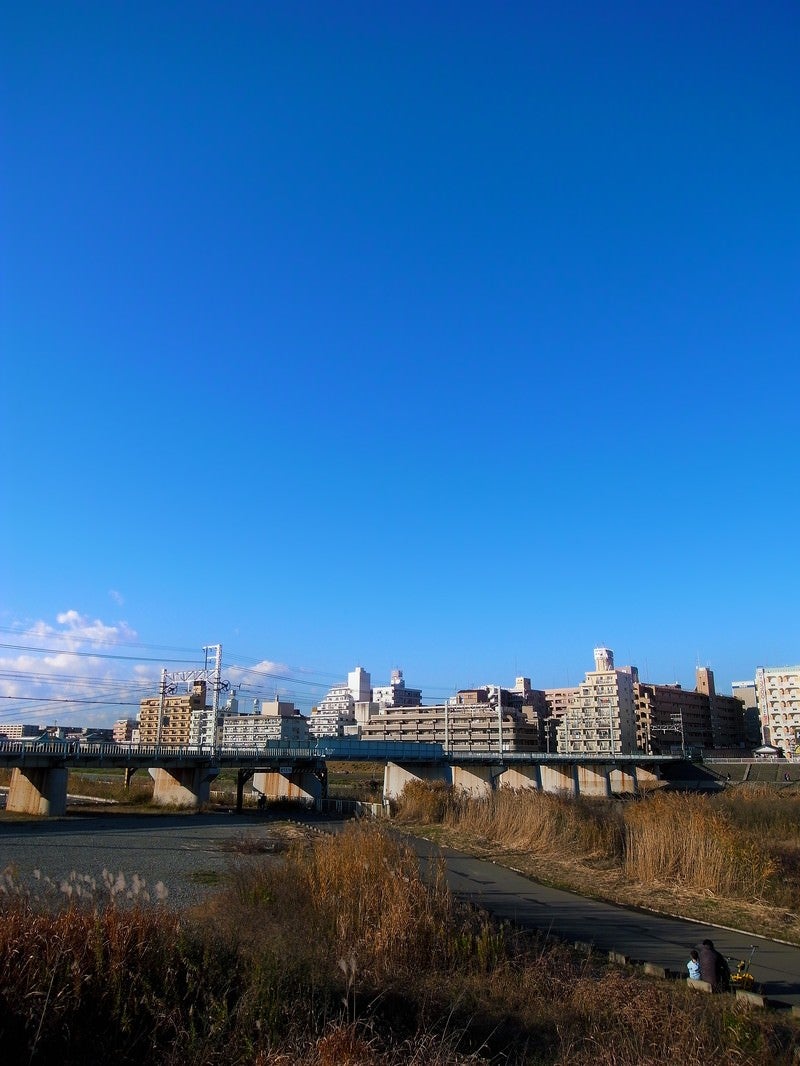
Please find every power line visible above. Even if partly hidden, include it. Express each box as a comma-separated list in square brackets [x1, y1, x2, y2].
[0, 696, 141, 707]
[0, 642, 200, 664]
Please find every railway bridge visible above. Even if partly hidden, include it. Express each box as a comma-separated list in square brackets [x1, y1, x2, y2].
[0, 739, 691, 816]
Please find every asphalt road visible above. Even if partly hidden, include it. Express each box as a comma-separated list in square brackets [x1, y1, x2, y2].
[1, 811, 798, 1007]
[405, 834, 800, 1008]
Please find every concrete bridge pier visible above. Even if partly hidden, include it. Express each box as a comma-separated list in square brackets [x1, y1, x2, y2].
[609, 765, 639, 795]
[252, 767, 326, 810]
[498, 764, 542, 792]
[576, 762, 612, 797]
[236, 768, 255, 812]
[539, 762, 578, 796]
[451, 763, 495, 797]
[634, 764, 665, 792]
[383, 761, 450, 802]
[149, 765, 219, 808]
[7, 766, 68, 816]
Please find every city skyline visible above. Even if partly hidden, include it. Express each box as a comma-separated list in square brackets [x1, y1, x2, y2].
[2, 5, 798, 720]
[0, 610, 790, 730]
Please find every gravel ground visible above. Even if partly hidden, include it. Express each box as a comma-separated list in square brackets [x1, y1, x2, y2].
[0, 810, 301, 909]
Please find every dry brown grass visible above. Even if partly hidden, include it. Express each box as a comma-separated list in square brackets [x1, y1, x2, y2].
[2, 820, 799, 1064]
[622, 791, 779, 899]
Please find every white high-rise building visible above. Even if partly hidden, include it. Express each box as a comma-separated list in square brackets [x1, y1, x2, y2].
[348, 666, 371, 703]
[755, 665, 800, 756]
[310, 666, 372, 738]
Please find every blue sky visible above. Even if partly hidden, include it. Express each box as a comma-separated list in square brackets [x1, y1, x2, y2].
[1, 2, 798, 724]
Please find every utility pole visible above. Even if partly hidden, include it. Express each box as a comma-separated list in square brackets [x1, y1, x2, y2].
[156, 668, 167, 747]
[609, 697, 616, 755]
[202, 644, 224, 750]
[676, 708, 686, 757]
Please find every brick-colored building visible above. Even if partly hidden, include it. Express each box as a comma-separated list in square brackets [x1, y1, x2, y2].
[635, 667, 745, 755]
[138, 680, 208, 746]
[359, 680, 543, 752]
[112, 718, 138, 743]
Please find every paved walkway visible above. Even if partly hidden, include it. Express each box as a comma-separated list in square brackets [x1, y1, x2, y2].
[406, 835, 800, 1008]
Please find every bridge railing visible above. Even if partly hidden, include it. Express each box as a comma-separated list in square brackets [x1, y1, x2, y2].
[0, 738, 685, 766]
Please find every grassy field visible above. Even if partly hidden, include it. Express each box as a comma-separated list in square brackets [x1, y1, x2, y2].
[1, 820, 798, 1064]
[326, 760, 384, 801]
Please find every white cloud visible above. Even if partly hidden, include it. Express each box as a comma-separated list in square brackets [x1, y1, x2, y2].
[225, 659, 290, 687]
[0, 611, 155, 730]
[109, 589, 125, 606]
[53, 610, 137, 646]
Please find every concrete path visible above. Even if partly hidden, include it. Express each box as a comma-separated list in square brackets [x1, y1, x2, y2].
[406, 835, 800, 1008]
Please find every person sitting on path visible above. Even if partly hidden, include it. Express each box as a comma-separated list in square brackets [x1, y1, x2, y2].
[698, 939, 730, 992]
[687, 950, 700, 980]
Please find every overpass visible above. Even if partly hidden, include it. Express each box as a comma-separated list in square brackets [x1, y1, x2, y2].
[0, 738, 687, 816]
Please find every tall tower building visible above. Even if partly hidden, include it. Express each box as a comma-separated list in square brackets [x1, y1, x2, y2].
[558, 648, 639, 754]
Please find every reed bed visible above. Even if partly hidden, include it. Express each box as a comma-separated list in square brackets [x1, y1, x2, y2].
[395, 782, 794, 907]
[623, 792, 778, 898]
[450, 788, 624, 861]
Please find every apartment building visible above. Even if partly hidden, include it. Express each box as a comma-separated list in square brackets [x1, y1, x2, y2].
[138, 680, 208, 746]
[221, 699, 309, 747]
[0, 723, 41, 740]
[635, 667, 745, 755]
[372, 669, 422, 709]
[358, 694, 541, 752]
[112, 718, 138, 743]
[755, 665, 800, 756]
[542, 686, 579, 753]
[696, 667, 746, 749]
[189, 693, 238, 748]
[309, 666, 371, 738]
[732, 680, 762, 746]
[556, 648, 639, 755]
[635, 680, 711, 754]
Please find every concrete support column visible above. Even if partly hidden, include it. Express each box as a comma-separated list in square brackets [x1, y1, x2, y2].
[7, 766, 68, 816]
[149, 766, 218, 808]
[576, 762, 612, 798]
[383, 761, 450, 802]
[539, 762, 578, 796]
[634, 764, 664, 792]
[237, 768, 255, 812]
[253, 768, 325, 810]
[451, 764, 495, 797]
[498, 765, 542, 792]
[609, 766, 638, 795]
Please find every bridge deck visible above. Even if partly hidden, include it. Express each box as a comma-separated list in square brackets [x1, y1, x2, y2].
[0, 739, 682, 770]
